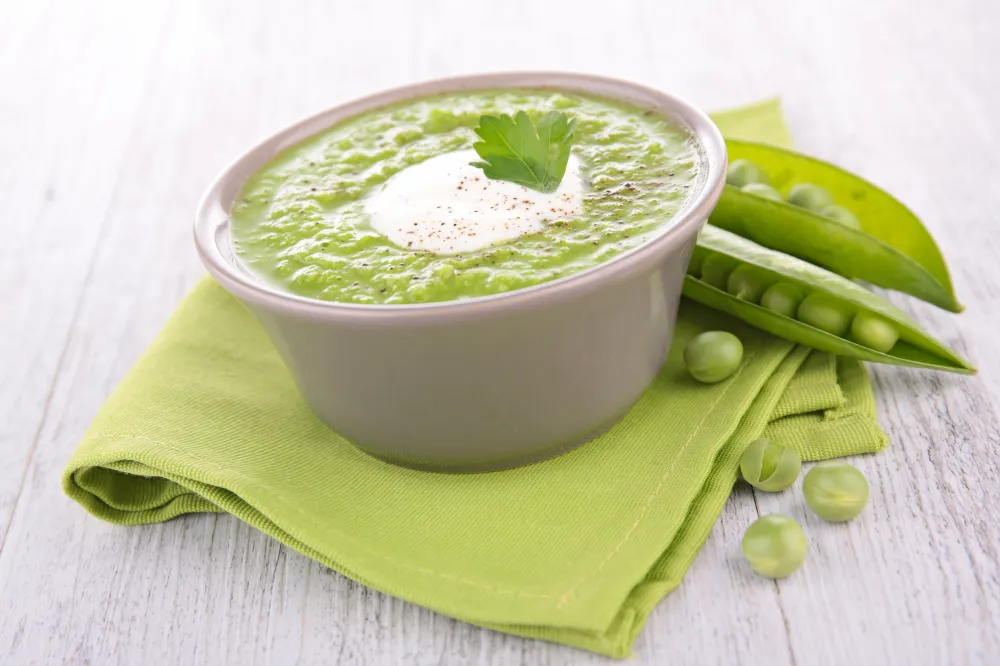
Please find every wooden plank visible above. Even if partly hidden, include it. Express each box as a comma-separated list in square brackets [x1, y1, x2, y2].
[0, 0, 172, 546]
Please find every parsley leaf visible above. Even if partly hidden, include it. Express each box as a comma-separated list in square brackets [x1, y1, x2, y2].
[470, 111, 577, 193]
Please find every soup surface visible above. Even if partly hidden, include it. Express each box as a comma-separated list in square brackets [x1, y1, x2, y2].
[231, 89, 703, 304]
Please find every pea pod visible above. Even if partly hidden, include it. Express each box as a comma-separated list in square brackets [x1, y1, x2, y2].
[685, 226, 974, 374]
[710, 140, 962, 313]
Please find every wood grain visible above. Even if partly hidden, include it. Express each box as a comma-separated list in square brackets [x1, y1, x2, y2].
[1, 0, 998, 664]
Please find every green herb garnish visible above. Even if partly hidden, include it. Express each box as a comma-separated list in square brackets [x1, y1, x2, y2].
[470, 111, 576, 193]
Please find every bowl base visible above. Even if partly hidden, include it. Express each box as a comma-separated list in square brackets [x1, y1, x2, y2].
[350, 406, 632, 474]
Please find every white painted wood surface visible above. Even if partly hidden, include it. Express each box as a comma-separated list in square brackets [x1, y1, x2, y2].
[2, 0, 998, 663]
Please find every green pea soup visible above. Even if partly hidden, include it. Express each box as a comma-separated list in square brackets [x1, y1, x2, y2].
[231, 89, 704, 305]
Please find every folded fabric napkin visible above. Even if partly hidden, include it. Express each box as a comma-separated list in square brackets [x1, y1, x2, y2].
[63, 101, 886, 658]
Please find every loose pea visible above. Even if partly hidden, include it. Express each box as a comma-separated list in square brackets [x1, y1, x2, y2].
[727, 265, 771, 302]
[727, 159, 771, 188]
[803, 461, 869, 522]
[760, 282, 804, 318]
[787, 183, 835, 213]
[741, 183, 782, 201]
[797, 293, 853, 336]
[700, 253, 740, 291]
[821, 204, 862, 230]
[849, 312, 899, 353]
[684, 331, 743, 384]
[740, 438, 801, 492]
[741, 515, 807, 579]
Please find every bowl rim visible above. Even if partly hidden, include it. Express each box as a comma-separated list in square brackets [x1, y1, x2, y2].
[194, 71, 727, 323]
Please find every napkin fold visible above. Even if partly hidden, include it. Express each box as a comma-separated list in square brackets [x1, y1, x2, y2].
[63, 102, 886, 658]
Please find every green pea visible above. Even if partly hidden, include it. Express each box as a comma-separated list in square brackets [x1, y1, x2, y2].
[741, 515, 807, 579]
[727, 264, 771, 302]
[727, 159, 770, 188]
[803, 461, 869, 522]
[741, 183, 782, 201]
[740, 438, 801, 492]
[849, 312, 899, 353]
[684, 331, 743, 384]
[760, 282, 804, 318]
[797, 293, 853, 336]
[821, 204, 862, 230]
[787, 183, 835, 213]
[700, 253, 739, 291]
[686, 251, 705, 277]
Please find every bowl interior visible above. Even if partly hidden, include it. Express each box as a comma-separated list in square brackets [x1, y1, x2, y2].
[195, 72, 728, 321]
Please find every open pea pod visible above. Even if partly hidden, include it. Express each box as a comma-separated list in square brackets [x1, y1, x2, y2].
[710, 140, 962, 313]
[685, 226, 975, 374]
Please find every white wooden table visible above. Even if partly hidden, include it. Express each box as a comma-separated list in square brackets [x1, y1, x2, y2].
[2, 0, 999, 663]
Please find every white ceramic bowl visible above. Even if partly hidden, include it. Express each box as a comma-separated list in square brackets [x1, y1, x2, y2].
[195, 72, 727, 471]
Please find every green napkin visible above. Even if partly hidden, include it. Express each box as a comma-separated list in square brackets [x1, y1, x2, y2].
[63, 102, 886, 658]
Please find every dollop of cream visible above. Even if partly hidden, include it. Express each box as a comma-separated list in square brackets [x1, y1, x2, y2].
[363, 149, 583, 254]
